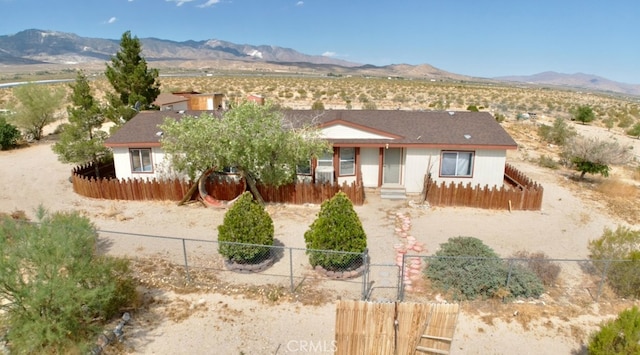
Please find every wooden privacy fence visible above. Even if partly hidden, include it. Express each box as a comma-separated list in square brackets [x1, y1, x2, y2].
[425, 163, 543, 210]
[335, 300, 460, 355]
[71, 162, 364, 205]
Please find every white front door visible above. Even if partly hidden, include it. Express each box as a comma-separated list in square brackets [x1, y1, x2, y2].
[383, 148, 402, 185]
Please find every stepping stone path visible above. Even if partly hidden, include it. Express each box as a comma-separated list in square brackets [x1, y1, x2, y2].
[392, 211, 427, 293]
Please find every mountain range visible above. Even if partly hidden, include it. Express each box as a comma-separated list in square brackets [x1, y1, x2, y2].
[1, 29, 639, 97]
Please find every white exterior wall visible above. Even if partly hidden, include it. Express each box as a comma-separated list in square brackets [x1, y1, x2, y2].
[402, 148, 507, 192]
[404, 148, 439, 193]
[112, 147, 169, 181]
[360, 147, 380, 188]
[427, 149, 506, 188]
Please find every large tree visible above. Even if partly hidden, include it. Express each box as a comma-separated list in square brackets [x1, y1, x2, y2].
[563, 136, 633, 179]
[52, 71, 112, 177]
[11, 82, 65, 140]
[105, 31, 160, 123]
[160, 101, 331, 204]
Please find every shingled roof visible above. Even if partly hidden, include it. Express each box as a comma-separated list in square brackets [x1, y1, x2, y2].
[105, 109, 517, 150]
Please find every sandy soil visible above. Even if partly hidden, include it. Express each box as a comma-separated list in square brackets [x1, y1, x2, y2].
[0, 122, 637, 354]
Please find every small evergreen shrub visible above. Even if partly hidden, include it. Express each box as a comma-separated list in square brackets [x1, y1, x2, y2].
[588, 306, 640, 355]
[425, 237, 544, 300]
[588, 226, 640, 298]
[304, 192, 367, 271]
[218, 192, 274, 264]
[537, 117, 577, 146]
[0, 116, 20, 150]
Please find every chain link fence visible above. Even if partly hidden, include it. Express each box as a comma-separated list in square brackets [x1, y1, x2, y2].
[97, 229, 637, 304]
[98, 229, 370, 301]
[398, 254, 635, 303]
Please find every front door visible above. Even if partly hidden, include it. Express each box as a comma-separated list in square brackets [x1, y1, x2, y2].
[383, 148, 402, 185]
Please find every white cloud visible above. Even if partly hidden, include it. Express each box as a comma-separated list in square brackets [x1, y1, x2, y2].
[322, 51, 337, 57]
[166, 0, 195, 6]
[296, 1, 304, 6]
[197, 0, 221, 8]
[107, 17, 117, 24]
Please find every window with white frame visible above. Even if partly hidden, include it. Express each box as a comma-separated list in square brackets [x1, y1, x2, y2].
[440, 151, 474, 177]
[339, 147, 355, 176]
[130, 148, 153, 173]
[317, 151, 334, 168]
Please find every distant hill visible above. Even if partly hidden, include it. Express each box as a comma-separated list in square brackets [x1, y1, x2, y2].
[495, 71, 640, 96]
[0, 29, 638, 96]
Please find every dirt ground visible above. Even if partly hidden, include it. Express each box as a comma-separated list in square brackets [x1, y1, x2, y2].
[0, 117, 639, 354]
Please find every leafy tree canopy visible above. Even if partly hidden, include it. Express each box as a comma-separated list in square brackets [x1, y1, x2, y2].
[11, 82, 65, 140]
[573, 105, 596, 125]
[160, 101, 331, 202]
[563, 136, 632, 179]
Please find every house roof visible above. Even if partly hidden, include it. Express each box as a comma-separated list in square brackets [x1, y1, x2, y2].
[104, 109, 518, 150]
[152, 93, 189, 106]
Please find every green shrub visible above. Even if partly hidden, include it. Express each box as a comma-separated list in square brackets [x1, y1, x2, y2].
[0, 116, 20, 149]
[537, 117, 577, 146]
[588, 226, 640, 298]
[425, 237, 544, 300]
[494, 113, 506, 123]
[0, 207, 137, 353]
[466, 105, 479, 112]
[537, 155, 559, 169]
[304, 192, 367, 270]
[311, 100, 325, 110]
[588, 306, 640, 355]
[218, 192, 274, 263]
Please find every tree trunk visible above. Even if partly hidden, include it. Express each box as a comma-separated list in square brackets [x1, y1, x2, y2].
[243, 172, 265, 205]
[178, 168, 214, 206]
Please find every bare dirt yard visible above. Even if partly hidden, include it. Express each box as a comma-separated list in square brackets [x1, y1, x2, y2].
[1, 117, 639, 354]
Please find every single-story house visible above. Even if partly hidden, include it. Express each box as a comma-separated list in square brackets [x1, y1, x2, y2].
[104, 110, 517, 196]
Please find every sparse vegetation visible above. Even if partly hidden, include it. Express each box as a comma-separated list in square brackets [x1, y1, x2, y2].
[537, 117, 577, 146]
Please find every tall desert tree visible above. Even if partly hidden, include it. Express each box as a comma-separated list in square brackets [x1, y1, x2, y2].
[104, 31, 160, 123]
[11, 82, 65, 140]
[563, 136, 633, 179]
[52, 71, 112, 177]
[572, 105, 596, 125]
[160, 101, 331, 203]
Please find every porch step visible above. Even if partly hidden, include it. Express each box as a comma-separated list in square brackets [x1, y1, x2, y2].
[380, 187, 407, 200]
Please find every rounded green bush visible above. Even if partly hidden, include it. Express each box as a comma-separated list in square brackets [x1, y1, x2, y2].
[218, 192, 274, 263]
[425, 236, 543, 300]
[589, 306, 640, 355]
[304, 192, 367, 271]
[0, 116, 20, 150]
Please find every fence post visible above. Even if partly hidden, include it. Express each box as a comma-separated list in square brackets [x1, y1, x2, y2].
[504, 259, 514, 302]
[361, 248, 369, 301]
[596, 259, 611, 302]
[289, 247, 294, 293]
[182, 239, 191, 283]
[399, 254, 406, 301]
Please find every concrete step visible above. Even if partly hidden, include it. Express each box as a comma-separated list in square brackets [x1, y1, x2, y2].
[380, 187, 407, 200]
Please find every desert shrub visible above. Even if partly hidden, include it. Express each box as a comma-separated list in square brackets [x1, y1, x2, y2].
[537, 117, 577, 146]
[537, 155, 559, 169]
[0, 115, 20, 149]
[510, 250, 561, 286]
[494, 113, 506, 123]
[588, 225, 640, 298]
[625, 122, 640, 138]
[466, 104, 479, 112]
[218, 192, 274, 263]
[588, 306, 640, 354]
[0, 207, 137, 353]
[311, 100, 325, 110]
[304, 192, 367, 271]
[425, 237, 544, 300]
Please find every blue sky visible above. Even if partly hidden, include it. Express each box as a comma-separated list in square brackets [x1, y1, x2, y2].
[2, 0, 639, 84]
